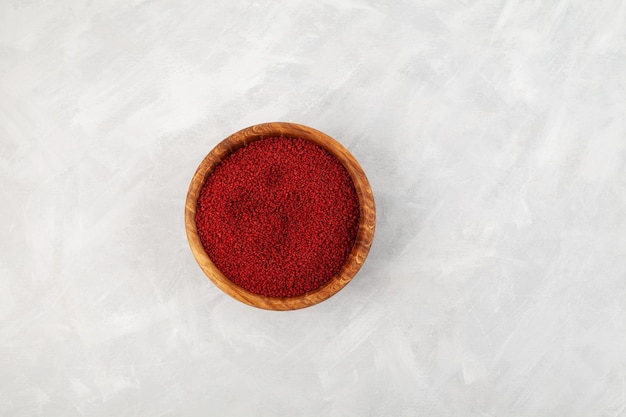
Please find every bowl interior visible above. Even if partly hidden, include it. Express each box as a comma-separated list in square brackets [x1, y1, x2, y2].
[185, 122, 375, 310]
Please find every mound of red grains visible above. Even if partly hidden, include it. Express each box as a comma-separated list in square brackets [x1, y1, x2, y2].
[195, 137, 360, 298]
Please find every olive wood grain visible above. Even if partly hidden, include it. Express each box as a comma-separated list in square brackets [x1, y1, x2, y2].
[185, 122, 376, 310]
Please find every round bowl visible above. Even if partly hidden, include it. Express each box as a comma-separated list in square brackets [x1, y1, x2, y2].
[185, 122, 375, 310]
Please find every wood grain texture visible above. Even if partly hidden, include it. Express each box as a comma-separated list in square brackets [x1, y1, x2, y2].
[185, 122, 376, 310]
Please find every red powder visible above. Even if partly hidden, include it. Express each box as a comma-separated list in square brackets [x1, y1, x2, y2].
[195, 137, 360, 298]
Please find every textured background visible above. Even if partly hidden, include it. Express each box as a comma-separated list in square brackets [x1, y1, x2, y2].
[1, 0, 626, 415]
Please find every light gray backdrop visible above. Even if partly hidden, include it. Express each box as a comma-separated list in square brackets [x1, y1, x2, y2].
[1, 0, 625, 415]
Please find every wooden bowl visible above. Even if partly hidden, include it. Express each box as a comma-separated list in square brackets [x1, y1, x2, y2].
[185, 122, 375, 310]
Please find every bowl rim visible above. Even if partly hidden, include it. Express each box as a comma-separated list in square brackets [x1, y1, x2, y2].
[184, 122, 376, 310]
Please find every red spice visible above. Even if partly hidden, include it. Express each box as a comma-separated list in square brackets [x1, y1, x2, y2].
[195, 137, 360, 298]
